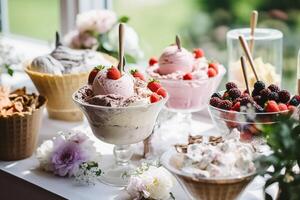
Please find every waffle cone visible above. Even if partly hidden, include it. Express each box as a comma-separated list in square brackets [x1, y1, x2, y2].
[0, 96, 46, 161]
[24, 53, 117, 121]
[179, 174, 254, 200]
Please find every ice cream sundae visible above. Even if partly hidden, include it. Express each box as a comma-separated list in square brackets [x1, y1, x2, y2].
[146, 36, 226, 111]
[73, 24, 167, 186]
[25, 32, 117, 121]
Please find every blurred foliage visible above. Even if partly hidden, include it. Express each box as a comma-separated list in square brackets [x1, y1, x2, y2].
[182, 0, 300, 92]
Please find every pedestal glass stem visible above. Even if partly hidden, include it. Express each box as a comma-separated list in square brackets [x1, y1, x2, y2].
[114, 145, 133, 166]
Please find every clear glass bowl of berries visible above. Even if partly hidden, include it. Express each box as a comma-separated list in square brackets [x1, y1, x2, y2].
[208, 81, 300, 141]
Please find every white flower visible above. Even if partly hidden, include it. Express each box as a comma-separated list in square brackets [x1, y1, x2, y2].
[76, 10, 117, 34]
[36, 140, 54, 172]
[105, 24, 144, 60]
[126, 165, 175, 200]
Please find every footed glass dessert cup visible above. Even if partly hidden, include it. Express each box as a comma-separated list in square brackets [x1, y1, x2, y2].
[161, 149, 256, 200]
[73, 90, 167, 186]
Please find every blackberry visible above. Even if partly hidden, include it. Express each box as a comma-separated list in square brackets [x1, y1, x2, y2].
[268, 92, 279, 102]
[228, 88, 241, 100]
[240, 96, 253, 106]
[251, 89, 260, 97]
[219, 100, 233, 110]
[226, 82, 237, 91]
[211, 92, 222, 99]
[210, 97, 222, 107]
[289, 96, 300, 106]
[254, 81, 265, 92]
[278, 90, 290, 103]
[260, 88, 271, 100]
[253, 95, 265, 107]
[268, 84, 280, 93]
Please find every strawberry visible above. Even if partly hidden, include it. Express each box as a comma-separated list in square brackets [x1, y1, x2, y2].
[265, 100, 280, 112]
[288, 105, 296, 114]
[231, 102, 240, 112]
[193, 48, 204, 58]
[149, 57, 158, 66]
[147, 80, 162, 92]
[278, 103, 288, 111]
[207, 68, 217, 77]
[208, 62, 219, 73]
[130, 69, 145, 81]
[183, 73, 193, 80]
[88, 65, 104, 84]
[156, 87, 167, 98]
[150, 93, 161, 103]
[107, 67, 121, 80]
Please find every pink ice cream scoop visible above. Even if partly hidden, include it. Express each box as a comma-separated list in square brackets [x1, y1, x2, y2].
[92, 70, 135, 98]
[158, 45, 194, 75]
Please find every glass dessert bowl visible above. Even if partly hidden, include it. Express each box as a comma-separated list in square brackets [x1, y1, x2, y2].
[73, 88, 167, 186]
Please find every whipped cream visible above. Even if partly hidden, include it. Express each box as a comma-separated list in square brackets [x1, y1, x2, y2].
[180, 135, 256, 178]
[147, 57, 209, 80]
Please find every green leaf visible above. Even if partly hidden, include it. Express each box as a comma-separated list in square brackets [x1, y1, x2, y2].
[118, 16, 130, 23]
[4, 64, 14, 76]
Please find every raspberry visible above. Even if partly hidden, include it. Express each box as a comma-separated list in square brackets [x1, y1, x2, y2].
[219, 100, 233, 110]
[240, 96, 253, 106]
[268, 92, 279, 102]
[254, 81, 265, 92]
[228, 88, 241, 100]
[278, 90, 290, 103]
[211, 92, 222, 99]
[289, 96, 300, 106]
[260, 88, 271, 100]
[268, 84, 280, 93]
[210, 97, 222, 107]
[225, 82, 237, 91]
[207, 68, 217, 77]
[193, 48, 205, 58]
[265, 100, 280, 112]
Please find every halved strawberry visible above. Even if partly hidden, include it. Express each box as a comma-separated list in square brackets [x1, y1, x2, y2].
[147, 80, 162, 92]
[150, 93, 161, 103]
[88, 65, 104, 84]
[193, 48, 204, 58]
[278, 103, 288, 111]
[183, 73, 193, 80]
[156, 87, 167, 98]
[107, 67, 121, 80]
[208, 62, 219, 73]
[149, 57, 158, 66]
[207, 68, 217, 77]
[265, 100, 280, 112]
[130, 69, 145, 81]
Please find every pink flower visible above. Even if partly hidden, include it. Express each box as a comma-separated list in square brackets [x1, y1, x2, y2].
[76, 10, 117, 34]
[64, 30, 98, 49]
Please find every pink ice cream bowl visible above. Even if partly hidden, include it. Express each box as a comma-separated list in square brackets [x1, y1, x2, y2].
[153, 65, 226, 112]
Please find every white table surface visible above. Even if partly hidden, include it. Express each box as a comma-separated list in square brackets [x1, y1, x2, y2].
[0, 112, 279, 200]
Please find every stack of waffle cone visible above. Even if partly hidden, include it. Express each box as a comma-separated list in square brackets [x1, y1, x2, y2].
[0, 96, 46, 160]
[25, 53, 117, 121]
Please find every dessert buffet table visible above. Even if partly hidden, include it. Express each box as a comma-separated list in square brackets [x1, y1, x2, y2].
[0, 111, 277, 200]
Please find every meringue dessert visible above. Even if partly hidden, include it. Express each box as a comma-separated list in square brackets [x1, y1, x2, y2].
[146, 36, 226, 111]
[229, 57, 281, 89]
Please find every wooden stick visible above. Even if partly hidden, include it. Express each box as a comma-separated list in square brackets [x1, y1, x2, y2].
[118, 23, 125, 73]
[175, 35, 181, 51]
[240, 56, 250, 93]
[238, 35, 259, 81]
[249, 10, 258, 54]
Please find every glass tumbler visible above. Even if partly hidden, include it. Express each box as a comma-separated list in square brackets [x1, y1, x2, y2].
[227, 28, 283, 89]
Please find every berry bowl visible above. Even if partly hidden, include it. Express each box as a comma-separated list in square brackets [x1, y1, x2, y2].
[208, 81, 300, 140]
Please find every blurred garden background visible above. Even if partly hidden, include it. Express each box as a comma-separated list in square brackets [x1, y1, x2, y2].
[4, 0, 300, 92]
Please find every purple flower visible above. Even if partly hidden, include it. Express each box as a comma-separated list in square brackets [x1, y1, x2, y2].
[51, 140, 86, 177]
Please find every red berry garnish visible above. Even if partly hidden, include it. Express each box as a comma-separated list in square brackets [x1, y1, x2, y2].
[240, 131, 253, 141]
[183, 73, 193, 80]
[231, 102, 241, 112]
[156, 87, 167, 98]
[107, 67, 121, 80]
[149, 57, 158, 66]
[193, 48, 204, 58]
[130, 69, 145, 81]
[278, 103, 288, 111]
[265, 100, 280, 112]
[150, 93, 161, 103]
[88, 65, 104, 84]
[208, 62, 219, 73]
[207, 68, 217, 77]
[147, 80, 162, 92]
